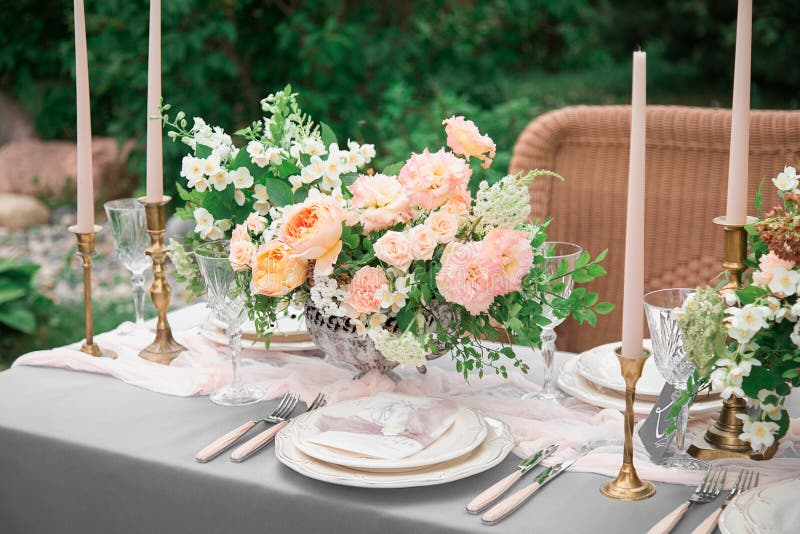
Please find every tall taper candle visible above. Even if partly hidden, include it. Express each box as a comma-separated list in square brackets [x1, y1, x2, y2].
[725, 0, 752, 225]
[621, 50, 646, 359]
[73, 0, 94, 233]
[145, 0, 164, 202]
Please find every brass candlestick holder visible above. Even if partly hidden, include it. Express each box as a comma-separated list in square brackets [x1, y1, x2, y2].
[68, 225, 116, 359]
[138, 195, 186, 365]
[600, 347, 655, 501]
[687, 215, 777, 461]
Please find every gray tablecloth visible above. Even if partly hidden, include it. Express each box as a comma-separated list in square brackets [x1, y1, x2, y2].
[0, 308, 745, 534]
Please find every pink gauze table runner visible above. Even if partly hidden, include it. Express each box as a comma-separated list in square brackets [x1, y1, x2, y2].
[13, 304, 800, 487]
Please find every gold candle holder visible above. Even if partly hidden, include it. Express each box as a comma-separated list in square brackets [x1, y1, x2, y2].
[600, 347, 655, 501]
[138, 195, 186, 365]
[687, 215, 776, 461]
[68, 225, 116, 359]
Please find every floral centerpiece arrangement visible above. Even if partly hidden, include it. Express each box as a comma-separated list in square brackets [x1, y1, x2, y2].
[164, 87, 613, 379]
[677, 166, 800, 452]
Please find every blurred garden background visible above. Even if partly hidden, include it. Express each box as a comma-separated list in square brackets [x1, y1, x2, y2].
[1, 0, 799, 367]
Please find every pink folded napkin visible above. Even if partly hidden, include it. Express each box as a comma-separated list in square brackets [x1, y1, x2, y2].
[306, 393, 459, 459]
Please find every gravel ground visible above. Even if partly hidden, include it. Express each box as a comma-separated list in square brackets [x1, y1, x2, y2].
[0, 212, 193, 307]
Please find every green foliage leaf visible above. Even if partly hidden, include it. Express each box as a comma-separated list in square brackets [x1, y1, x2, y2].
[382, 161, 405, 176]
[736, 285, 767, 305]
[195, 144, 213, 158]
[594, 302, 614, 315]
[0, 304, 36, 334]
[320, 122, 337, 147]
[265, 178, 294, 206]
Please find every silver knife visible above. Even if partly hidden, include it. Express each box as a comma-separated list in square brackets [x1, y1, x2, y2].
[481, 455, 578, 526]
[466, 443, 559, 514]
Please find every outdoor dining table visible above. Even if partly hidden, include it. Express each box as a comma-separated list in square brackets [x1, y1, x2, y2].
[1, 305, 796, 534]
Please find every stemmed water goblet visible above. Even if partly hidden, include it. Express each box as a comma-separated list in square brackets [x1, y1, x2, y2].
[524, 241, 583, 402]
[195, 240, 263, 406]
[104, 199, 151, 335]
[643, 288, 708, 470]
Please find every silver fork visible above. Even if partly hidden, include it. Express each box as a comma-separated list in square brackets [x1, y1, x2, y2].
[194, 393, 299, 463]
[691, 469, 759, 534]
[230, 392, 328, 462]
[647, 466, 727, 534]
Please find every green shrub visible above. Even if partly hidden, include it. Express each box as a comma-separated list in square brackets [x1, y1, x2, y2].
[2, 0, 797, 205]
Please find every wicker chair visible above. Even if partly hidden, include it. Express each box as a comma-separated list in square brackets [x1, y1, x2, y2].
[510, 105, 800, 354]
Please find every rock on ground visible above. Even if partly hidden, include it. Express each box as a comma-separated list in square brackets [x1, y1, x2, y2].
[0, 194, 51, 229]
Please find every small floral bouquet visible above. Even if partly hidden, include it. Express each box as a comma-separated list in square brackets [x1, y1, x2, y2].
[677, 166, 800, 452]
[165, 88, 612, 379]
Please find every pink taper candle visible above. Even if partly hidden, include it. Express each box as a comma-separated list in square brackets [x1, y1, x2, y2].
[145, 0, 164, 202]
[725, 0, 752, 225]
[73, 0, 94, 233]
[621, 50, 646, 359]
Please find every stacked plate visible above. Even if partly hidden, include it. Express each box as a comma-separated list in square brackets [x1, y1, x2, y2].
[275, 395, 515, 488]
[557, 341, 722, 415]
[200, 306, 318, 352]
[719, 477, 800, 534]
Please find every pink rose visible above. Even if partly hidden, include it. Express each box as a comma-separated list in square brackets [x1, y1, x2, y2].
[373, 230, 413, 272]
[397, 148, 472, 210]
[435, 241, 498, 315]
[348, 173, 411, 232]
[442, 116, 496, 169]
[344, 266, 388, 315]
[440, 188, 472, 219]
[425, 211, 460, 244]
[759, 251, 795, 272]
[229, 239, 257, 271]
[483, 227, 533, 295]
[245, 213, 267, 234]
[279, 194, 348, 276]
[231, 223, 249, 243]
[408, 225, 438, 261]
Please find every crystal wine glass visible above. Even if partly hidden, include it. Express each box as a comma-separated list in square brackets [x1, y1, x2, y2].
[643, 288, 708, 470]
[524, 241, 582, 402]
[195, 240, 263, 406]
[104, 199, 151, 334]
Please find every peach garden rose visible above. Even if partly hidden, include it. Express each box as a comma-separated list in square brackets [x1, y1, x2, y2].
[483, 227, 533, 295]
[435, 240, 499, 315]
[373, 230, 414, 272]
[424, 211, 460, 244]
[279, 193, 349, 276]
[442, 115, 496, 169]
[251, 240, 308, 297]
[344, 266, 388, 315]
[397, 148, 472, 211]
[348, 173, 411, 232]
[408, 224, 437, 261]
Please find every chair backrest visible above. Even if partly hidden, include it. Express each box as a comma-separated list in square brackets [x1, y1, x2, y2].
[510, 105, 800, 353]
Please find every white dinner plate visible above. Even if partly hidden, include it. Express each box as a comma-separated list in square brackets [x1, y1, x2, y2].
[275, 414, 513, 488]
[558, 358, 721, 415]
[206, 306, 310, 342]
[294, 400, 488, 472]
[576, 341, 720, 401]
[200, 320, 319, 352]
[719, 477, 800, 534]
[576, 340, 664, 397]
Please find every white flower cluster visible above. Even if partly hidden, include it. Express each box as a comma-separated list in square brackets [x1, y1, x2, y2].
[471, 174, 532, 235]
[180, 154, 253, 200]
[309, 275, 350, 318]
[771, 165, 800, 194]
[182, 117, 236, 160]
[368, 329, 427, 367]
[290, 141, 375, 194]
[192, 207, 230, 240]
[736, 412, 780, 452]
[709, 354, 761, 399]
[726, 300, 800, 346]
